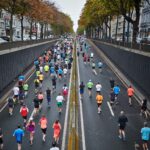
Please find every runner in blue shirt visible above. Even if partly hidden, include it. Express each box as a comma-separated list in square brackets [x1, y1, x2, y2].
[141, 122, 150, 150]
[13, 125, 24, 150]
[58, 68, 63, 80]
[113, 85, 120, 103]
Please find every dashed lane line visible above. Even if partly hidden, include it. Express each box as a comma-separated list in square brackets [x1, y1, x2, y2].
[107, 101, 115, 117]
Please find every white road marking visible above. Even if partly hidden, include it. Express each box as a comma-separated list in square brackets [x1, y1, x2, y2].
[77, 41, 86, 150]
[61, 51, 73, 150]
[107, 101, 115, 117]
[0, 70, 35, 113]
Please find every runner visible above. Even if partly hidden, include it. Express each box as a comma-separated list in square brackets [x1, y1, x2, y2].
[87, 80, 94, 97]
[53, 120, 61, 144]
[52, 75, 57, 92]
[127, 85, 134, 106]
[110, 78, 115, 89]
[38, 72, 44, 88]
[18, 90, 25, 105]
[46, 87, 51, 107]
[109, 89, 116, 109]
[96, 93, 103, 114]
[58, 68, 63, 80]
[13, 86, 19, 104]
[13, 125, 24, 150]
[118, 111, 128, 141]
[50, 142, 59, 150]
[0, 128, 4, 150]
[33, 95, 40, 116]
[37, 91, 44, 110]
[56, 93, 64, 113]
[140, 99, 148, 119]
[95, 82, 102, 94]
[62, 84, 68, 101]
[39, 115, 48, 142]
[113, 84, 120, 103]
[44, 64, 49, 77]
[97, 61, 103, 73]
[8, 96, 14, 116]
[23, 82, 29, 97]
[20, 104, 29, 128]
[63, 67, 68, 78]
[26, 118, 35, 146]
[39, 65, 43, 73]
[90, 52, 94, 62]
[91, 61, 97, 75]
[79, 81, 85, 99]
[141, 122, 150, 150]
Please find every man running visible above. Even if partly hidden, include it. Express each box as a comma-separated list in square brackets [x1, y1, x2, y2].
[23, 82, 29, 97]
[96, 82, 102, 94]
[127, 85, 134, 106]
[52, 75, 57, 92]
[118, 111, 128, 141]
[0, 128, 4, 150]
[56, 93, 64, 113]
[8, 96, 14, 116]
[13, 125, 24, 150]
[96, 93, 103, 114]
[46, 88, 51, 107]
[62, 84, 68, 101]
[113, 84, 120, 103]
[97, 61, 103, 73]
[13, 86, 20, 104]
[87, 80, 94, 97]
[39, 115, 48, 142]
[141, 122, 150, 150]
[79, 82, 85, 99]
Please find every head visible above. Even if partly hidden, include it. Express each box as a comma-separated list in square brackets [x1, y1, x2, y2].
[129, 85, 132, 88]
[64, 84, 66, 87]
[42, 114, 45, 118]
[47, 87, 50, 90]
[52, 141, 57, 147]
[144, 122, 148, 127]
[143, 98, 147, 104]
[55, 120, 59, 124]
[18, 125, 21, 128]
[120, 111, 124, 116]
[58, 93, 61, 96]
[89, 79, 91, 82]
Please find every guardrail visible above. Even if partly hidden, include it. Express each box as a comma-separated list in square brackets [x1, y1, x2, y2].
[0, 38, 57, 51]
[92, 38, 150, 52]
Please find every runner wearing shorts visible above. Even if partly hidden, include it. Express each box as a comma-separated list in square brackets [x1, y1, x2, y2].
[39, 115, 48, 142]
[96, 93, 103, 114]
[13, 125, 24, 150]
[56, 93, 64, 113]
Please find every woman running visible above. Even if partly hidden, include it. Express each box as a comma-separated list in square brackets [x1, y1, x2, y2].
[26, 118, 35, 146]
[79, 82, 85, 99]
[37, 91, 44, 110]
[53, 120, 61, 144]
[62, 84, 68, 101]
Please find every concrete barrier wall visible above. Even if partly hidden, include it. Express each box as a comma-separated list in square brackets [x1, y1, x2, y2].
[0, 41, 55, 93]
[93, 40, 150, 99]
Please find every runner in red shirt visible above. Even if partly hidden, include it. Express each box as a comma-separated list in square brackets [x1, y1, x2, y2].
[53, 120, 61, 144]
[20, 104, 29, 128]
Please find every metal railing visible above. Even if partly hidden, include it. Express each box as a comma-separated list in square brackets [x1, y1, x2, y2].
[92, 38, 150, 52]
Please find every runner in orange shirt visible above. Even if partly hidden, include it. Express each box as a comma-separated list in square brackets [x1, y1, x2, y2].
[53, 120, 61, 144]
[127, 85, 134, 106]
[96, 93, 103, 114]
[39, 115, 48, 142]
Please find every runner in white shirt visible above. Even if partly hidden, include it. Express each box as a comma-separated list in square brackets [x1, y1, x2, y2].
[96, 82, 102, 94]
[39, 66, 43, 73]
[13, 86, 20, 102]
[63, 68, 68, 78]
[56, 93, 64, 113]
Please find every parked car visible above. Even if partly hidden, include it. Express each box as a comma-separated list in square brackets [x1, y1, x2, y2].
[140, 37, 150, 44]
[0, 36, 10, 41]
[0, 38, 8, 43]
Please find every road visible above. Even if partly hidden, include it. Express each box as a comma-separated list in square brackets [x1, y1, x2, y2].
[0, 38, 149, 150]
[77, 39, 149, 150]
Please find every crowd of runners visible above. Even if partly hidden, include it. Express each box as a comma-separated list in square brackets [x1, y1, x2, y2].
[0, 36, 74, 150]
[77, 36, 150, 150]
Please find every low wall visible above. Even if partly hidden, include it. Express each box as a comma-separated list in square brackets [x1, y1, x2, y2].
[92, 40, 150, 99]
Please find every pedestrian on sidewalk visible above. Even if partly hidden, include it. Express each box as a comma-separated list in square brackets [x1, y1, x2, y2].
[127, 85, 134, 106]
[26, 118, 35, 146]
[140, 99, 148, 119]
[13, 125, 24, 150]
[96, 93, 103, 114]
[39, 115, 48, 142]
[53, 120, 61, 144]
[141, 122, 150, 150]
[20, 104, 29, 128]
[0, 128, 4, 150]
[118, 111, 128, 141]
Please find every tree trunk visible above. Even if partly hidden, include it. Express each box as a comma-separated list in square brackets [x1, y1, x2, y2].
[115, 16, 119, 40]
[109, 16, 111, 39]
[29, 21, 33, 40]
[40, 23, 44, 39]
[122, 17, 126, 42]
[20, 15, 24, 41]
[10, 13, 13, 42]
[35, 22, 37, 40]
